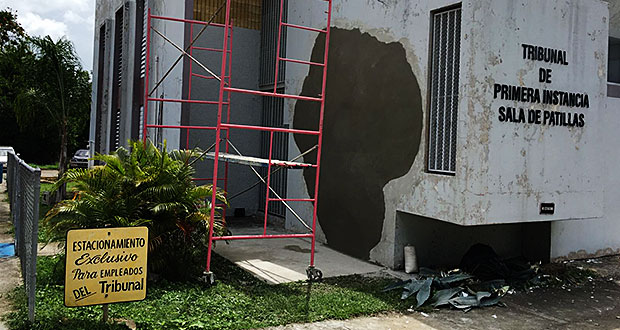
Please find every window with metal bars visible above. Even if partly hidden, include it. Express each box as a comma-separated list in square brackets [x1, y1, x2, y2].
[259, 0, 286, 88]
[257, 0, 288, 217]
[141, 0, 148, 79]
[427, 5, 461, 175]
[110, 6, 124, 150]
[258, 92, 288, 217]
[132, 0, 147, 141]
[194, 0, 262, 30]
[95, 23, 107, 154]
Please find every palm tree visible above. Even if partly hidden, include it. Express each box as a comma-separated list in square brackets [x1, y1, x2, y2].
[44, 140, 228, 278]
[15, 36, 91, 198]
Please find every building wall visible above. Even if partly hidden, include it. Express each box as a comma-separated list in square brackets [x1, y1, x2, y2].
[550, 1, 620, 260]
[186, 26, 263, 216]
[90, 0, 264, 216]
[284, 0, 611, 268]
[90, 0, 620, 269]
[550, 96, 620, 260]
[90, 0, 186, 155]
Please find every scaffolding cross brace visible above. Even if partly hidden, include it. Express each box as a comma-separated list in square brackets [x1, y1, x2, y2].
[143, 0, 333, 283]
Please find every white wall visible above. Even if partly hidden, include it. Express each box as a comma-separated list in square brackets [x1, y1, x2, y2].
[147, 1, 185, 149]
[90, 0, 185, 153]
[284, 0, 611, 268]
[549, 0, 620, 262]
[550, 95, 620, 260]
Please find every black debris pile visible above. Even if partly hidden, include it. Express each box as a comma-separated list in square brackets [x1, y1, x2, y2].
[384, 244, 540, 312]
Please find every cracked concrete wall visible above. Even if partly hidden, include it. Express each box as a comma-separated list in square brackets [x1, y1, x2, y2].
[284, 0, 608, 268]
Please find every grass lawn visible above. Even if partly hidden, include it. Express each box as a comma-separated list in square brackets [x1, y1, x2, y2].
[28, 163, 59, 170]
[4, 255, 407, 330]
[40, 182, 77, 193]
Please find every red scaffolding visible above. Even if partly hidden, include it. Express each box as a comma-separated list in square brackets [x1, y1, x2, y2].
[144, 11, 233, 213]
[144, 0, 333, 283]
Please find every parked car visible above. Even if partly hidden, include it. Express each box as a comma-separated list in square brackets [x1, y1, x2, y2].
[0, 146, 15, 172]
[69, 149, 89, 169]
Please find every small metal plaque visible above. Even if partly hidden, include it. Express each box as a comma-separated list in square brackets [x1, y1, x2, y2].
[540, 203, 555, 215]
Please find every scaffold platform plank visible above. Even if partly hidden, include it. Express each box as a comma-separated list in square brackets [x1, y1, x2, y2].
[204, 152, 314, 168]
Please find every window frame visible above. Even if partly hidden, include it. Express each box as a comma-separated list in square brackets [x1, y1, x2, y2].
[426, 3, 462, 176]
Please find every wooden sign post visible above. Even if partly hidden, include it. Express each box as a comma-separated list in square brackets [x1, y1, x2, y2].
[64, 227, 149, 314]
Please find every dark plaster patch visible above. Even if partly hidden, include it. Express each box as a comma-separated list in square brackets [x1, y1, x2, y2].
[293, 28, 423, 260]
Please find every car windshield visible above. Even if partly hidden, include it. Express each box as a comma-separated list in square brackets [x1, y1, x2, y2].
[75, 150, 89, 157]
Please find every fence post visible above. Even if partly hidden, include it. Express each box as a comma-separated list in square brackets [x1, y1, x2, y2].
[13, 158, 22, 258]
[28, 167, 40, 322]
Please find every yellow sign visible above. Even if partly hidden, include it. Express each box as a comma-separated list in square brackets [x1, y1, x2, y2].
[64, 227, 149, 307]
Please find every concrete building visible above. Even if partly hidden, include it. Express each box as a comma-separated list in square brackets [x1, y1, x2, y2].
[89, 0, 620, 270]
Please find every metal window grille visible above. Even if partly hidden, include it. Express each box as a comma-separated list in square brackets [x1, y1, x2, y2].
[6, 152, 40, 322]
[116, 9, 124, 89]
[428, 5, 461, 175]
[258, 0, 288, 217]
[194, 0, 262, 30]
[95, 23, 107, 154]
[259, 0, 287, 88]
[114, 109, 121, 149]
[111, 7, 124, 150]
[139, 105, 144, 140]
[132, 0, 147, 141]
[259, 92, 288, 217]
[141, 0, 148, 79]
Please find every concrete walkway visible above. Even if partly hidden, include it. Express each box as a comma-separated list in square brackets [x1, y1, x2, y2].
[266, 313, 436, 330]
[214, 224, 384, 284]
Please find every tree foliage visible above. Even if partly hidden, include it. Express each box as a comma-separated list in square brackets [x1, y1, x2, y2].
[44, 140, 228, 279]
[0, 8, 25, 48]
[16, 36, 91, 172]
[0, 8, 90, 166]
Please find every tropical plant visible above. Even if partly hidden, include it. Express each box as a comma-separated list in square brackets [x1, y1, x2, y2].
[383, 269, 509, 311]
[43, 140, 228, 279]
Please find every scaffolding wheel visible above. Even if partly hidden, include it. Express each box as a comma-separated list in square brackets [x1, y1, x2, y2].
[306, 267, 323, 282]
[201, 271, 217, 287]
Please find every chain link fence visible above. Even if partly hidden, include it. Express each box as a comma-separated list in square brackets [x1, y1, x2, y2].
[6, 152, 40, 322]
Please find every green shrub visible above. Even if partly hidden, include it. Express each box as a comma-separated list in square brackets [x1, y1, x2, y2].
[42, 140, 228, 279]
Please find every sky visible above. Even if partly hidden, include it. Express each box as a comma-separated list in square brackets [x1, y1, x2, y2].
[0, 0, 96, 72]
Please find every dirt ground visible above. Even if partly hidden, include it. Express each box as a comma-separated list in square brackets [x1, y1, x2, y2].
[0, 180, 21, 330]
[266, 257, 620, 330]
[268, 276, 620, 330]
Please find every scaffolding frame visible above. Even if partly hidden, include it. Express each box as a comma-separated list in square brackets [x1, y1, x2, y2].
[144, 11, 233, 211]
[144, 0, 333, 282]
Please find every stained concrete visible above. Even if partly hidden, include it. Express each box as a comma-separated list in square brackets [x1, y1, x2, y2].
[293, 28, 423, 260]
[214, 222, 384, 284]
